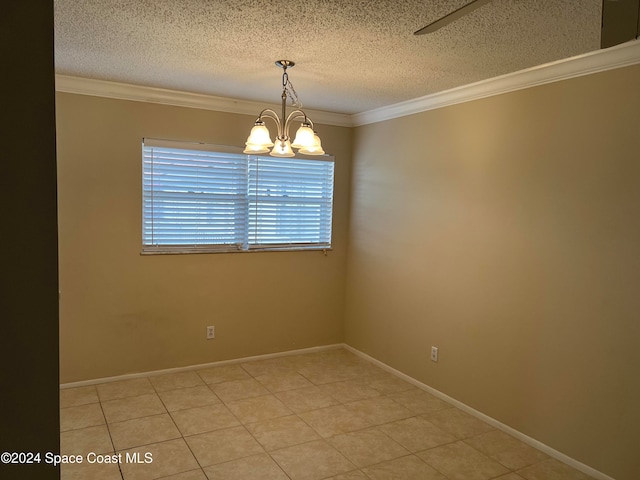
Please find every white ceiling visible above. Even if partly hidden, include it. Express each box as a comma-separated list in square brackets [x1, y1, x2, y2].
[54, 0, 603, 115]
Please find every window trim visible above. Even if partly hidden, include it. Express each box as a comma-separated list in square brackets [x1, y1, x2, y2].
[141, 138, 335, 255]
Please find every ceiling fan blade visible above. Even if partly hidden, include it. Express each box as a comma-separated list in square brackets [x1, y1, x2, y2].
[414, 0, 493, 35]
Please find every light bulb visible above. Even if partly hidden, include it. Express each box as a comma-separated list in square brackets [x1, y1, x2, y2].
[270, 139, 295, 157]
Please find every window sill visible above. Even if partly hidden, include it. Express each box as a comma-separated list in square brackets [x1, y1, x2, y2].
[140, 246, 333, 255]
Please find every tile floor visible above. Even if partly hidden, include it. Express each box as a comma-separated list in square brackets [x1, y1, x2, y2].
[60, 348, 595, 480]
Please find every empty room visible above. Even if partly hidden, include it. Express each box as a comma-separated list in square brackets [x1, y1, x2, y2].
[3, 1, 639, 480]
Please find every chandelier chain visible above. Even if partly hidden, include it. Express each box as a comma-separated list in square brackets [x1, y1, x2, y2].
[286, 79, 302, 108]
[282, 70, 302, 108]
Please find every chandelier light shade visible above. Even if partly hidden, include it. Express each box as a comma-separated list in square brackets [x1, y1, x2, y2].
[298, 132, 324, 155]
[244, 60, 325, 157]
[246, 122, 274, 148]
[270, 139, 295, 157]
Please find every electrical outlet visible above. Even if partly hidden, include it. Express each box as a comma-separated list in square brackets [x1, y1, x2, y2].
[430, 346, 438, 362]
[206, 326, 215, 339]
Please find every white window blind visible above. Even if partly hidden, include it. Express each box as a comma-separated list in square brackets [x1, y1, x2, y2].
[142, 140, 334, 253]
[248, 157, 334, 249]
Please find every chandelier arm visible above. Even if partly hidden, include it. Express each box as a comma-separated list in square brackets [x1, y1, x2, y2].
[257, 109, 283, 139]
[285, 110, 308, 124]
[283, 110, 314, 138]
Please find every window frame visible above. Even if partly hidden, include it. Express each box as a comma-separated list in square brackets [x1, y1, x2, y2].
[141, 138, 335, 255]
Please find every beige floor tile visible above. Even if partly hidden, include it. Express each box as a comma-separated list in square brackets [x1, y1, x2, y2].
[298, 404, 372, 437]
[359, 372, 416, 395]
[203, 453, 289, 479]
[279, 353, 328, 370]
[319, 380, 381, 403]
[61, 424, 114, 456]
[312, 349, 358, 362]
[209, 378, 269, 403]
[517, 458, 596, 480]
[60, 385, 99, 408]
[378, 417, 456, 452]
[271, 439, 356, 480]
[418, 441, 509, 480]
[118, 438, 199, 480]
[156, 470, 207, 480]
[148, 371, 204, 392]
[346, 396, 413, 425]
[361, 455, 447, 480]
[245, 415, 320, 451]
[157, 385, 221, 412]
[185, 425, 264, 467]
[170, 403, 239, 435]
[59, 349, 595, 480]
[255, 372, 313, 392]
[387, 389, 452, 415]
[312, 350, 375, 370]
[61, 459, 123, 480]
[423, 407, 495, 439]
[240, 358, 298, 377]
[109, 413, 181, 450]
[465, 430, 549, 470]
[226, 394, 292, 424]
[102, 393, 166, 424]
[349, 364, 389, 377]
[97, 378, 155, 402]
[196, 364, 251, 384]
[275, 385, 340, 412]
[328, 427, 409, 467]
[297, 364, 365, 384]
[60, 403, 105, 432]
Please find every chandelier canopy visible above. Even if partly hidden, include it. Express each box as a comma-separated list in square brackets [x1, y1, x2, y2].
[244, 60, 324, 157]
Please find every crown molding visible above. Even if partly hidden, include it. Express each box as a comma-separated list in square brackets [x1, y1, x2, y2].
[54, 75, 354, 127]
[56, 39, 640, 129]
[352, 39, 640, 126]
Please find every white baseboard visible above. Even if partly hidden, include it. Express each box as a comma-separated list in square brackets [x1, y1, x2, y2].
[59, 343, 343, 389]
[61, 342, 614, 480]
[343, 344, 615, 480]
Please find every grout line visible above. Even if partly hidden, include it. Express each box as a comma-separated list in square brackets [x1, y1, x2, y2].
[344, 344, 612, 480]
[96, 400, 125, 480]
[60, 346, 606, 480]
[179, 418, 206, 477]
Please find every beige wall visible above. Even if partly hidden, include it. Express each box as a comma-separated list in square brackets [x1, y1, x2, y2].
[57, 64, 639, 478]
[345, 65, 640, 480]
[56, 93, 352, 383]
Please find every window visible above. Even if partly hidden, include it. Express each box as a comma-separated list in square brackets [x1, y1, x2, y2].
[142, 139, 334, 253]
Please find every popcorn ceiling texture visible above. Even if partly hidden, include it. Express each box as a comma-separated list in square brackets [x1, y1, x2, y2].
[54, 0, 602, 114]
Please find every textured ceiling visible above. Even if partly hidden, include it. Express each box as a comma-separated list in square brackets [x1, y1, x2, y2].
[54, 0, 602, 114]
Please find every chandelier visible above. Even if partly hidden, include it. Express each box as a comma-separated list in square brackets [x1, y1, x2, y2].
[244, 60, 324, 157]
